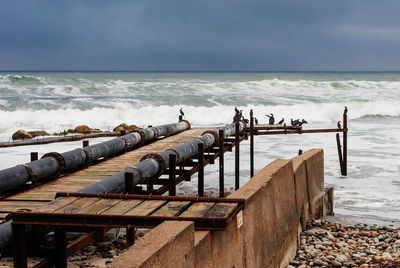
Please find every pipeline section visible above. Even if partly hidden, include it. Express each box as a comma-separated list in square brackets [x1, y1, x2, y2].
[79, 121, 245, 194]
[0, 121, 190, 195]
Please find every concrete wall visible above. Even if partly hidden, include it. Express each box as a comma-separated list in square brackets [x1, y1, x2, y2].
[110, 149, 325, 268]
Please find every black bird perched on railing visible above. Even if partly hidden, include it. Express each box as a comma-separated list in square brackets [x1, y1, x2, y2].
[297, 119, 308, 127]
[291, 118, 296, 126]
[337, 121, 341, 129]
[255, 118, 259, 125]
[278, 118, 284, 125]
[293, 119, 300, 126]
[180, 107, 184, 117]
[234, 106, 240, 114]
[266, 113, 275, 125]
[344, 106, 348, 115]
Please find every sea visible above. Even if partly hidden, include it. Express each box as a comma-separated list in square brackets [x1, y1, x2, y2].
[0, 72, 399, 223]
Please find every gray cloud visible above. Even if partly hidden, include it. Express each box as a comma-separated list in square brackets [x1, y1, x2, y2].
[0, 0, 399, 71]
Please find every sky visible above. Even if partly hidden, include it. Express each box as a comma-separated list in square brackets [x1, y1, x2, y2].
[1, 1, 400, 71]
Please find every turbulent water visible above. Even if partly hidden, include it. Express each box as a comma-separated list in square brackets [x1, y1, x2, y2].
[0, 72, 399, 222]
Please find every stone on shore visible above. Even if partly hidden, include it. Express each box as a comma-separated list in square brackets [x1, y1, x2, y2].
[74, 125, 101, 134]
[28, 130, 49, 137]
[12, 129, 32, 140]
[113, 123, 141, 134]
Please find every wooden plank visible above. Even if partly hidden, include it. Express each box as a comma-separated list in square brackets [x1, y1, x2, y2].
[55, 198, 99, 213]
[0, 213, 9, 220]
[36, 197, 79, 212]
[100, 200, 143, 215]
[204, 203, 238, 218]
[179, 202, 215, 217]
[124, 200, 167, 216]
[0, 201, 44, 212]
[151, 201, 191, 216]
[74, 199, 122, 214]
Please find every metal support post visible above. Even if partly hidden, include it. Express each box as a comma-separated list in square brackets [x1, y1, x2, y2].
[235, 118, 240, 190]
[83, 140, 89, 148]
[30, 152, 38, 161]
[218, 129, 225, 197]
[126, 227, 135, 247]
[343, 108, 348, 176]
[55, 226, 67, 268]
[169, 154, 177, 196]
[179, 115, 183, 121]
[12, 224, 27, 268]
[250, 110, 254, 178]
[336, 133, 344, 175]
[125, 172, 135, 194]
[198, 143, 205, 197]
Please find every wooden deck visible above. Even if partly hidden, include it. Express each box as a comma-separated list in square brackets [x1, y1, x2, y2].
[0, 128, 207, 222]
[10, 193, 243, 231]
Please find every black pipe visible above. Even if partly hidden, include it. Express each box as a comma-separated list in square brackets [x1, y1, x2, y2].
[79, 122, 245, 194]
[0, 121, 189, 195]
[0, 121, 190, 253]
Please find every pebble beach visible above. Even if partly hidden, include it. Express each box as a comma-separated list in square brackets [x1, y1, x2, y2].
[290, 219, 400, 267]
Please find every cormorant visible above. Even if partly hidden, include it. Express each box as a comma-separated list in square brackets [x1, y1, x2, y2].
[344, 106, 348, 115]
[266, 113, 275, 125]
[337, 121, 341, 129]
[255, 118, 259, 125]
[180, 107, 184, 116]
[278, 118, 284, 125]
[297, 119, 308, 127]
[234, 106, 240, 114]
[291, 118, 296, 126]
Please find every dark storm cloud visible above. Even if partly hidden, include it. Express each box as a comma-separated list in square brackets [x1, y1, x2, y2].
[0, 0, 399, 71]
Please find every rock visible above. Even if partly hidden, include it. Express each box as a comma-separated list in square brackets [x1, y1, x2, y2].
[335, 254, 347, 263]
[75, 125, 93, 134]
[331, 260, 342, 266]
[12, 129, 32, 140]
[113, 123, 141, 134]
[28, 130, 49, 137]
[69, 256, 81, 261]
[382, 252, 393, 261]
[106, 258, 114, 264]
[102, 252, 113, 258]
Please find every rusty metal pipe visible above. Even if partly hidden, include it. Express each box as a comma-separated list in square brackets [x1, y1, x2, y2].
[79, 122, 245, 194]
[0, 122, 189, 195]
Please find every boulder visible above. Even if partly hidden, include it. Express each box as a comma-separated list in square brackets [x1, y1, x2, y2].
[12, 130, 32, 140]
[113, 123, 141, 134]
[28, 130, 49, 138]
[75, 125, 93, 134]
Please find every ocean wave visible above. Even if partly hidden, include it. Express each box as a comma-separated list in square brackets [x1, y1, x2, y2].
[0, 101, 399, 140]
[0, 74, 44, 84]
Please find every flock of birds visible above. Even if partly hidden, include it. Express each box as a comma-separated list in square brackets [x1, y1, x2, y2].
[180, 106, 345, 129]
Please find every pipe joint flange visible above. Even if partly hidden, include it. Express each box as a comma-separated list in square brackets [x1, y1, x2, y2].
[140, 153, 166, 178]
[78, 148, 93, 163]
[179, 119, 191, 129]
[201, 130, 218, 145]
[41, 152, 66, 171]
[18, 164, 39, 179]
[165, 148, 181, 159]
[119, 137, 132, 150]
[137, 130, 147, 146]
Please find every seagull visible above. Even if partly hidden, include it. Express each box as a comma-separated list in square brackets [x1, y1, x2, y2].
[266, 113, 275, 125]
[255, 118, 259, 125]
[180, 107, 184, 116]
[337, 121, 342, 129]
[278, 118, 284, 125]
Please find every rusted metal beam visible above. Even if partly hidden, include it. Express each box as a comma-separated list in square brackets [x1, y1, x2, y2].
[55, 192, 244, 203]
[250, 110, 254, 178]
[235, 119, 240, 190]
[218, 129, 225, 197]
[82, 140, 89, 148]
[254, 128, 344, 135]
[30, 152, 39, 162]
[12, 223, 26, 268]
[169, 154, 177, 196]
[198, 143, 205, 197]
[54, 227, 67, 268]
[343, 108, 348, 176]
[336, 133, 344, 175]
